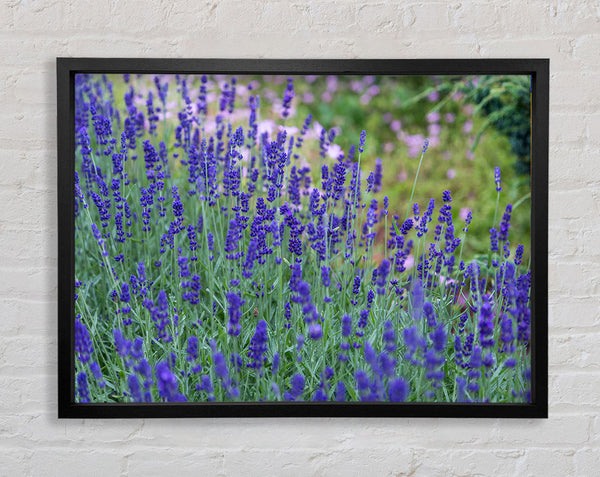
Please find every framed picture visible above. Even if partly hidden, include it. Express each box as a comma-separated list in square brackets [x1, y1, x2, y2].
[57, 58, 548, 418]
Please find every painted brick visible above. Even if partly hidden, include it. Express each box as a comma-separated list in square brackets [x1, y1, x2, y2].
[125, 448, 224, 476]
[575, 447, 600, 476]
[30, 449, 123, 477]
[550, 332, 600, 369]
[549, 296, 600, 328]
[520, 448, 577, 476]
[412, 448, 523, 477]
[550, 372, 600, 406]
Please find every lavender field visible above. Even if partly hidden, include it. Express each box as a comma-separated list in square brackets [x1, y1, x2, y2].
[73, 73, 532, 403]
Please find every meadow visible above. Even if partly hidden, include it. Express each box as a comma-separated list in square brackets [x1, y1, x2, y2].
[74, 72, 532, 403]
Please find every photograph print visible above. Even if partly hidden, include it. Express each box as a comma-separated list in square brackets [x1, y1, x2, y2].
[63, 60, 546, 415]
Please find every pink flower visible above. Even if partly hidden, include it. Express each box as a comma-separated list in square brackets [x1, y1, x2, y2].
[351, 80, 363, 93]
[326, 76, 338, 92]
[462, 120, 473, 134]
[428, 124, 441, 137]
[390, 119, 402, 132]
[403, 134, 425, 158]
[368, 85, 380, 96]
[451, 91, 464, 101]
[364, 76, 376, 85]
[444, 113, 455, 123]
[279, 125, 299, 136]
[426, 111, 440, 123]
[466, 150, 475, 161]
[258, 120, 276, 137]
[460, 207, 471, 221]
[427, 90, 439, 102]
[446, 168, 456, 179]
[326, 143, 342, 159]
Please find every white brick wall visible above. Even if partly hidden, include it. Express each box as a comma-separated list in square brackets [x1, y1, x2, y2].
[1, 0, 598, 475]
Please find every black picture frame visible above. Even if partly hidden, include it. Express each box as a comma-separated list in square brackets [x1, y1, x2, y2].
[57, 58, 548, 418]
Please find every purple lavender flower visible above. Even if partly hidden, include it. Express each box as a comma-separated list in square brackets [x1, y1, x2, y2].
[309, 188, 323, 217]
[463, 210, 473, 233]
[366, 172, 375, 194]
[186, 336, 199, 362]
[148, 290, 171, 342]
[131, 337, 144, 360]
[430, 324, 447, 352]
[499, 204, 513, 241]
[226, 291, 245, 337]
[423, 302, 437, 327]
[373, 158, 383, 192]
[119, 283, 131, 304]
[515, 244, 524, 266]
[404, 325, 424, 364]
[90, 361, 105, 388]
[77, 371, 90, 403]
[247, 320, 268, 374]
[341, 314, 352, 338]
[127, 374, 143, 402]
[321, 266, 331, 288]
[332, 160, 347, 201]
[198, 375, 215, 401]
[388, 378, 408, 402]
[352, 275, 361, 295]
[504, 357, 517, 368]
[489, 228, 499, 252]
[494, 167, 502, 192]
[478, 294, 495, 348]
[75, 316, 94, 364]
[467, 346, 483, 392]
[242, 238, 259, 278]
[154, 75, 168, 105]
[281, 78, 294, 119]
[212, 348, 230, 382]
[358, 130, 366, 154]
[155, 361, 186, 402]
[308, 323, 323, 340]
[383, 321, 396, 353]
[113, 328, 131, 358]
[416, 199, 435, 237]
[335, 381, 346, 401]
[283, 373, 305, 401]
[355, 370, 370, 397]
[375, 259, 390, 295]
